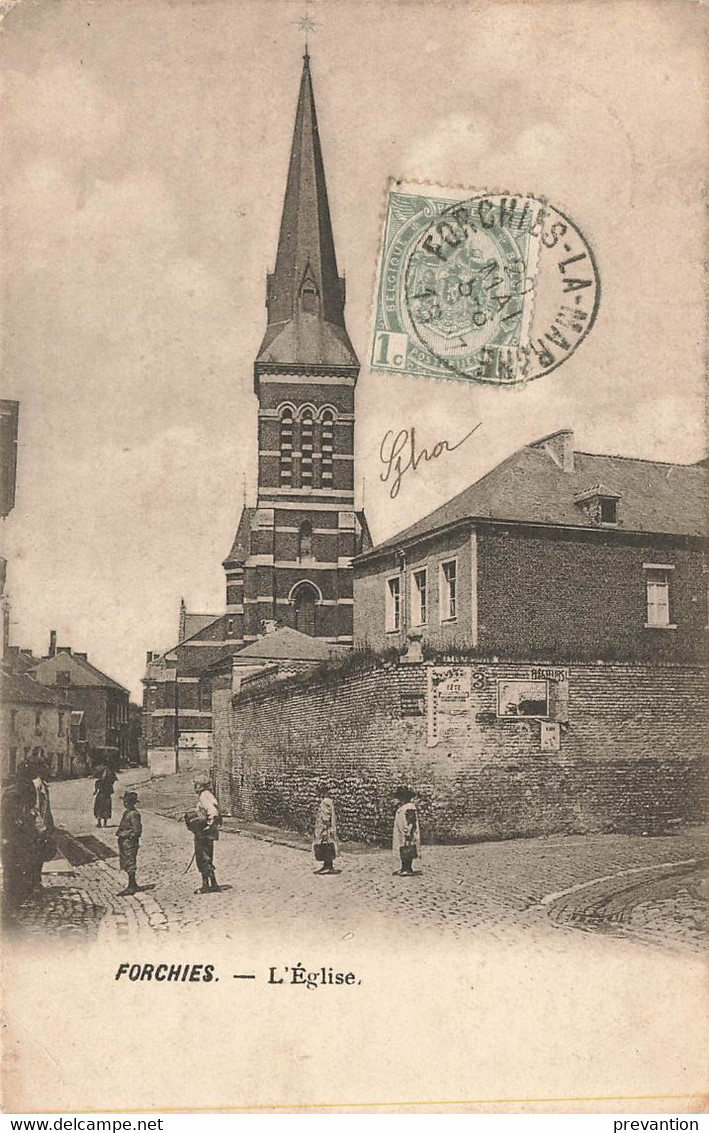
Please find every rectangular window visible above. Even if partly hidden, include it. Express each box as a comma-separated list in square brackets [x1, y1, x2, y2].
[645, 567, 672, 627]
[412, 568, 427, 626]
[440, 560, 457, 621]
[35, 710, 42, 735]
[600, 498, 617, 524]
[386, 575, 401, 632]
[9, 748, 17, 776]
[57, 670, 71, 685]
[10, 709, 17, 734]
[58, 712, 65, 736]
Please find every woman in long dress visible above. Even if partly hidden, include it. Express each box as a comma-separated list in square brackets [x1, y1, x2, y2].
[313, 786, 339, 874]
[93, 767, 115, 827]
[392, 786, 421, 876]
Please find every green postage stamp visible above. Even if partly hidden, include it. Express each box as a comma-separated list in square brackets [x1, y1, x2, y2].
[371, 181, 600, 386]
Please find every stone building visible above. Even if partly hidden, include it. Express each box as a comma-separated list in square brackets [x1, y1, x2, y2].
[1, 669, 77, 783]
[31, 633, 130, 769]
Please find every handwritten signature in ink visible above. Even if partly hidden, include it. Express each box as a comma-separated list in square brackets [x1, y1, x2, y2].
[379, 421, 482, 500]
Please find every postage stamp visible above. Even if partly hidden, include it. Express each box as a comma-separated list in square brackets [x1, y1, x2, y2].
[371, 181, 600, 386]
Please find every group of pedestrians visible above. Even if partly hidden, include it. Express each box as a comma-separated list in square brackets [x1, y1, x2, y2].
[111, 778, 422, 898]
[313, 784, 422, 877]
[3, 764, 421, 913]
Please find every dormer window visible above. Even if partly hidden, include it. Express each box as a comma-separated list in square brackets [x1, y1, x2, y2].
[574, 484, 621, 527]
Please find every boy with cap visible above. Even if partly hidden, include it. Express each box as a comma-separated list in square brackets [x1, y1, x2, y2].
[116, 791, 142, 895]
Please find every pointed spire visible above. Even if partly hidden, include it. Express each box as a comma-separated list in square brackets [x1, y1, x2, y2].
[256, 53, 358, 369]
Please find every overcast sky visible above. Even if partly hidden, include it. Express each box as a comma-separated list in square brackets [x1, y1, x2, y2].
[2, 0, 706, 698]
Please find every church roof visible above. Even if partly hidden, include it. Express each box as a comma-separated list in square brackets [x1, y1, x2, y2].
[233, 626, 339, 662]
[256, 54, 358, 370]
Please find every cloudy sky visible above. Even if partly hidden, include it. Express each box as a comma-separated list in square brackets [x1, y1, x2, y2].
[2, 0, 706, 698]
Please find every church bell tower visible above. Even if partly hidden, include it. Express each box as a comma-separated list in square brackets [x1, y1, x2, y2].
[223, 52, 370, 645]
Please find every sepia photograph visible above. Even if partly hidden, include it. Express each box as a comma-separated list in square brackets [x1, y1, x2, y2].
[1, 0, 707, 1116]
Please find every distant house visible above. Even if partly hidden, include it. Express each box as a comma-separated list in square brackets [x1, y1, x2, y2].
[143, 601, 233, 776]
[31, 633, 130, 769]
[1, 669, 78, 782]
[353, 429, 708, 662]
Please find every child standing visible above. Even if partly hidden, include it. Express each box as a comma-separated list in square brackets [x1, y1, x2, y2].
[313, 785, 339, 875]
[116, 790, 142, 896]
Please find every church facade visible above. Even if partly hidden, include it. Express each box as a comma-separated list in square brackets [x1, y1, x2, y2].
[223, 52, 370, 647]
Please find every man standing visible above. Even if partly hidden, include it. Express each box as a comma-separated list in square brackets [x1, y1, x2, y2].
[192, 776, 221, 893]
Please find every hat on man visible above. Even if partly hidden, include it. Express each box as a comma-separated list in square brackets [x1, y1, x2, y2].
[123, 791, 138, 805]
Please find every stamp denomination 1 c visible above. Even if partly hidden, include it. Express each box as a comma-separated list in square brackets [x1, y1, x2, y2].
[371, 183, 600, 386]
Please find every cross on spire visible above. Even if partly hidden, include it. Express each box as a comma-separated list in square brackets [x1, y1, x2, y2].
[296, 13, 317, 54]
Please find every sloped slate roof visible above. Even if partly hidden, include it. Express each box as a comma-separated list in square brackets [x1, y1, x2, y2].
[183, 613, 220, 639]
[357, 435, 708, 562]
[233, 626, 336, 662]
[224, 507, 256, 567]
[257, 313, 358, 368]
[1, 670, 73, 707]
[30, 651, 129, 694]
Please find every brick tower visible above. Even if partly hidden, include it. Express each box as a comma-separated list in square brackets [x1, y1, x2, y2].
[223, 52, 370, 646]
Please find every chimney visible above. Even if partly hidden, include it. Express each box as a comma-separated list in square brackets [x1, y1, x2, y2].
[57, 646, 72, 655]
[74, 652, 87, 661]
[49, 629, 57, 658]
[535, 429, 575, 473]
[146, 651, 154, 665]
[261, 619, 279, 635]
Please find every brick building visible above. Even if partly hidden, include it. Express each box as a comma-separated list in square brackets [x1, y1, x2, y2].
[31, 633, 130, 769]
[143, 603, 228, 776]
[353, 429, 708, 661]
[143, 53, 371, 771]
[211, 429, 708, 843]
[221, 51, 370, 650]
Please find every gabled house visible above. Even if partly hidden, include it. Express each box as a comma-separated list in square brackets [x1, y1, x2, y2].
[353, 429, 708, 663]
[31, 634, 130, 768]
[1, 669, 77, 782]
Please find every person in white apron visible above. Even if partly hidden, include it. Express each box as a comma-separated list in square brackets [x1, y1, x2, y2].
[392, 786, 421, 876]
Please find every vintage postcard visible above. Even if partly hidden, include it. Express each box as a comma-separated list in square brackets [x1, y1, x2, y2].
[1, 0, 707, 1116]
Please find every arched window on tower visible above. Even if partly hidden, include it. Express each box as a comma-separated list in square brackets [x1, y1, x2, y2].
[279, 408, 293, 487]
[298, 520, 313, 564]
[300, 410, 314, 488]
[320, 410, 334, 488]
[291, 581, 319, 637]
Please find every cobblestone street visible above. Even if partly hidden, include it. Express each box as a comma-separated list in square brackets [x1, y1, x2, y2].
[5, 771, 708, 951]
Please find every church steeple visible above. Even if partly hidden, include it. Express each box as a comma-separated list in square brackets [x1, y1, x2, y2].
[256, 53, 358, 369]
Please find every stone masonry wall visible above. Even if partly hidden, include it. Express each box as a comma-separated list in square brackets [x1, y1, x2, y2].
[212, 659, 708, 845]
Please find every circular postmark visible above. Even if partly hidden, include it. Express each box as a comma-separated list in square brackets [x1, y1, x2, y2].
[401, 194, 600, 386]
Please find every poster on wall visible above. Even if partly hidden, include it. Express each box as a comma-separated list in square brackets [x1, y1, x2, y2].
[427, 665, 472, 746]
[497, 679, 550, 720]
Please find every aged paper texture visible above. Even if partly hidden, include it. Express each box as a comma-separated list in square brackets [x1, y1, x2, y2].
[1, 0, 707, 1115]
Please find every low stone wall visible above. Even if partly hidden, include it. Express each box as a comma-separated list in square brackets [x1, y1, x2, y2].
[212, 659, 708, 845]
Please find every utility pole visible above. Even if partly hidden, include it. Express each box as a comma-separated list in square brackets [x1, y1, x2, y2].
[173, 668, 180, 772]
